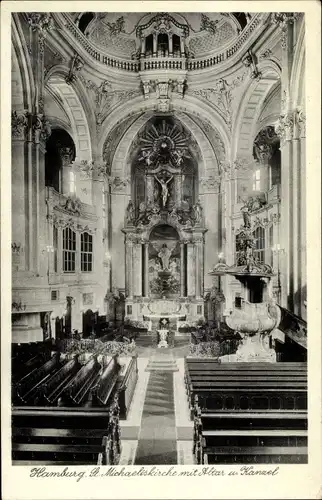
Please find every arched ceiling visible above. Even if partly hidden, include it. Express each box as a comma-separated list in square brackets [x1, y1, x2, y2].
[82, 12, 246, 59]
[102, 109, 225, 175]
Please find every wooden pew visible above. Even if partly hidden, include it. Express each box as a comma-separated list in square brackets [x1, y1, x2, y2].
[92, 357, 121, 406]
[184, 361, 307, 417]
[64, 356, 102, 406]
[39, 357, 81, 405]
[91, 356, 138, 419]
[114, 356, 138, 419]
[12, 396, 122, 466]
[14, 353, 62, 404]
[193, 409, 308, 464]
[187, 360, 308, 465]
[12, 353, 48, 383]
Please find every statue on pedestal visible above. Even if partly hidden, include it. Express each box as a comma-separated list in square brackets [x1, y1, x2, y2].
[192, 200, 203, 224]
[158, 244, 172, 271]
[241, 205, 251, 228]
[125, 199, 135, 224]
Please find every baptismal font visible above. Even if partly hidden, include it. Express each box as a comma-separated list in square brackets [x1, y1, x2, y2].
[209, 207, 281, 362]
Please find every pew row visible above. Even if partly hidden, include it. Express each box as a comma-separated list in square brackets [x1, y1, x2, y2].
[193, 405, 308, 465]
[12, 398, 121, 466]
[184, 360, 307, 418]
[12, 352, 138, 418]
[14, 353, 63, 405]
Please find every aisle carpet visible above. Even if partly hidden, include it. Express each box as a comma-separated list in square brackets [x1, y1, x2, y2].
[134, 370, 177, 464]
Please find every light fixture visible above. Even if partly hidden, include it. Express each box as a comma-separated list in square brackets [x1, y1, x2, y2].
[42, 245, 54, 254]
[272, 244, 285, 254]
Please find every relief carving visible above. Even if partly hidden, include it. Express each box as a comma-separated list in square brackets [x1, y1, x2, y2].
[11, 111, 28, 139]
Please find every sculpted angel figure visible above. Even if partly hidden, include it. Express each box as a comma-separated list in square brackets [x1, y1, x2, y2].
[155, 174, 173, 208]
[125, 200, 135, 224]
[241, 205, 251, 228]
[192, 200, 203, 224]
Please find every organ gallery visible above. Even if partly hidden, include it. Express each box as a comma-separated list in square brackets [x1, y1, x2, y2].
[10, 11, 308, 467]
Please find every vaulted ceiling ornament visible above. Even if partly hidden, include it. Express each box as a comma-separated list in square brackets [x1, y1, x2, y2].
[136, 13, 189, 39]
[190, 72, 247, 130]
[136, 120, 191, 169]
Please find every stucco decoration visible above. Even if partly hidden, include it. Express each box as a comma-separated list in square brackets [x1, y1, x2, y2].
[46, 75, 92, 161]
[82, 12, 239, 60]
[189, 72, 247, 130]
[189, 22, 235, 56]
[43, 42, 65, 76]
[78, 74, 141, 134]
[102, 113, 144, 172]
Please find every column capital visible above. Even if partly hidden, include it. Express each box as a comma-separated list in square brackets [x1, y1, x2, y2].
[58, 146, 74, 167]
[295, 108, 306, 139]
[275, 113, 294, 143]
[271, 13, 301, 49]
[27, 13, 55, 38]
[32, 113, 52, 144]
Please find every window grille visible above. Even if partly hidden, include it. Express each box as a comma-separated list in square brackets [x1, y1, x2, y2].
[81, 232, 93, 272]
[63, 227, 76, 272]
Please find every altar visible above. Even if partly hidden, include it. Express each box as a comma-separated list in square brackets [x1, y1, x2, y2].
[120, 117, 207, 325]
[124, 297, 204, 329]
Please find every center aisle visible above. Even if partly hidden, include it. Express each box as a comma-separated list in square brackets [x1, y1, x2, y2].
[134, 355, 178, 465]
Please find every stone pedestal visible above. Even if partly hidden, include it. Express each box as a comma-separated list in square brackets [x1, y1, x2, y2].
[157, 329, 169, 348]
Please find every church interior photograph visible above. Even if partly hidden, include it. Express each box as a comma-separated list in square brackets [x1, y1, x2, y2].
[11, 11, 307, 466]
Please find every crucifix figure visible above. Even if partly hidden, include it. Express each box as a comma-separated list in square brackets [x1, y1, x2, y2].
[155, 174, 173, 208]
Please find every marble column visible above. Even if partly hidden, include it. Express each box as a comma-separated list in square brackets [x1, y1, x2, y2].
[220, 162, 234, 312]
[11, 112, 27, 271]
[141, 36, 146, 56]
[169, 33, 173, 55]
[292, 119, 301, 316]
[27, 14, 53, 276]
[298, 111, 306, 319]
[180, 37, 185, 56]
[174, 175, 182, 206]
[187, 242, 196, 296]
[153, 34, 157, 55]
[92, 165, 104, 304]
[144, 242, 149, 297]
[132, 242, 142, 296]
[276, 116, 294, 310]
[146, 175, 154, 205]
[126, 239, 134, 298]
[59, 147, 75, 195]
[180, 242, 185, 296]
[274, 14, 297, 310]
[195, 239, 203, 298]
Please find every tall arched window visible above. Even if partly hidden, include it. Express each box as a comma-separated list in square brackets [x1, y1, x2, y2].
[253, 226, 265, 263]
[81, 232, 93, 272]
[252, 168, 261, 191]
[63, 227, 76, 272]
[69, 171, 76, 194]
[157, 33, 169, 55]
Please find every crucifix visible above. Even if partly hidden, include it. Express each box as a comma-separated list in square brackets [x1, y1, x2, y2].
[155, 174, 173, 208]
